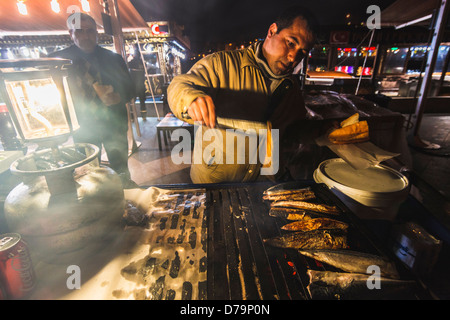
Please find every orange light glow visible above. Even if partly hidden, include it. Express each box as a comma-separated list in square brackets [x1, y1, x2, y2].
[17, 1, 28, 15]
[81, 0, 90, 12]
[51, 0, 60, 13]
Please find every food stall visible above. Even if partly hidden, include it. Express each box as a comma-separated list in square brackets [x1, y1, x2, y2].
[371, 0, 450, 118]
[0, 1, 449, 303]
[379, 0, 450, 151]
[0, 54, 446, 300]
[0, 87, 448, 301]
[376, 44, 450, 97]
[304, 42, 378, 95]
[0, 0, 153, 156]
[122, 20, 190, 114]
[124, 21, 190, 84]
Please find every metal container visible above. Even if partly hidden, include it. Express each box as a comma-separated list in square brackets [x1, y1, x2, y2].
[314, 158, 410, 221]
[3, 144, 125, 264]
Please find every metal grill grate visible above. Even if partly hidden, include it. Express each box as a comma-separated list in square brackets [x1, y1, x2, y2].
[205, 181, 427, 300]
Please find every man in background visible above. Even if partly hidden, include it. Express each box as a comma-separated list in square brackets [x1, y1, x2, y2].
[50, 12, 137, 188]
[128, 44, 148, 121]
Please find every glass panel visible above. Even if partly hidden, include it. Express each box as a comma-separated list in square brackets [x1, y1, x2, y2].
[406, 46, 428, 74]
[336, 47, 358, 75]
[434, 45, 450, 73]
[382, 47, 408, 74]
[63, 76, 79, 132]
[356, 46, 377, 76]
[308, 46, 329, 72]
[5, 78, 70, 140]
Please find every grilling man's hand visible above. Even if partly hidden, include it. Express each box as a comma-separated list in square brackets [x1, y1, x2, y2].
[187, 95, 216, 128]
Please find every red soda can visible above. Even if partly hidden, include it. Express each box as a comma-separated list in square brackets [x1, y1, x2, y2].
[0, 233, 36, 299]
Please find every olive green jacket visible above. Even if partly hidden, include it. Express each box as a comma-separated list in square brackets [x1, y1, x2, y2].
[168, 42, 307, 183]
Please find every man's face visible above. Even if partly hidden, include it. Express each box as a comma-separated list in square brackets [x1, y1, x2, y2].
[262, 17, 315, 76]
[69, 19, 98, 53]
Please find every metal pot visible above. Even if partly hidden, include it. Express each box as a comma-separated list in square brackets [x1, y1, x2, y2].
[3, 143, 125, 264]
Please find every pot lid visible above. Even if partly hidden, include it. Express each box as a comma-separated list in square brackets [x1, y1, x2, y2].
[316, 158, 408, 194]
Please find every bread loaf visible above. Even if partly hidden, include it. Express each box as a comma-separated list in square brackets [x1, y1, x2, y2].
[340, 113, 360, 128]
[328, 120, 369, 144]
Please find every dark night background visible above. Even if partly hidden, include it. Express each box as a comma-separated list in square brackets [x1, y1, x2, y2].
[130, 0, 397, 52]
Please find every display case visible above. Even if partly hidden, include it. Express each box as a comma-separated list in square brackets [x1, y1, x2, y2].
[307, 46, 330, 72]
[356, 46, 377, 77]
[335, 47, 358, 75]
[333, 46, 378, 77]
[376, 44, 450, 97]
[380, 46, 409, 75]
[0, 58, 79, 145]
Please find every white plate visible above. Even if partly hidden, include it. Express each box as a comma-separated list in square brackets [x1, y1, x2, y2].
[314, 158, 409, 207]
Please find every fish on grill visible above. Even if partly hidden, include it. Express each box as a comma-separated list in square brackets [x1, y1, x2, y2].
[263, 185, 313, 196]
[281, 218, 348, 232]
[271, 200, 341, 215]
[306, 270, 416, 300]
[262, 188, 316, 202]
[269, 208, 332, 221]
[299, 250, 399, 279]
[264, 229, 347, 250]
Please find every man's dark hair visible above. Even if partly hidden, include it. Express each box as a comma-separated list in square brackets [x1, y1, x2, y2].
[274, 6, 319, 37]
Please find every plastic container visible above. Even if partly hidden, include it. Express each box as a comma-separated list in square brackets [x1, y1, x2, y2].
[314, 158, 410, 221]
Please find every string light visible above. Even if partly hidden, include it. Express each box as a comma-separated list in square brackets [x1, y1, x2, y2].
[17, 0, 28, 15]
[81, 0, 90, 12]
[51, 0, 60, 13]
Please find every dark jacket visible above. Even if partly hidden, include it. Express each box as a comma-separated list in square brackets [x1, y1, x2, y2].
[128, 56, 146, 95]
[49, 45, 135, 134]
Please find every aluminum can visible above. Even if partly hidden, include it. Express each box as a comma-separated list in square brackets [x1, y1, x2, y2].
[0, 233, 36, 299]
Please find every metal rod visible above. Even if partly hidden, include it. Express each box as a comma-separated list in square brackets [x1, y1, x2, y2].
[410, 0, 449, 149]
[110, 0, 126, 60]
[355, 28, 375, 95]
[135, 32, 160, 120]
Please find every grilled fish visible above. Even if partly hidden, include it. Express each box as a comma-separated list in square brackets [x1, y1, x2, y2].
[282, 218, 348, 232]
[299, 250, 399, 279]
[264, 229, 347, 250]
[306, 270, 417, 300]
[269, 208, 331, 221]
[271, 200, 341, 215]
[263, 188, 316, 202]
[263, 185, 313, 196]
[263, 193, 316, 202]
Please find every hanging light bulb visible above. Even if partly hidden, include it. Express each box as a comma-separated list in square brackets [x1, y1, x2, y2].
[17, 0, 28, 15]
[51, 0, 60, 13]
[81, 0, 90, 12]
